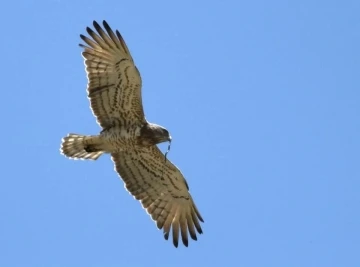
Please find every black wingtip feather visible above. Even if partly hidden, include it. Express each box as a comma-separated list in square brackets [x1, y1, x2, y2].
[93, 20, 100, 27]
[86, 26, 95, 36]
[182, 238, 188, 247]
[116, 30, 122, 40]
[103, 20, 111, 30]
[93, 20, 102, 33]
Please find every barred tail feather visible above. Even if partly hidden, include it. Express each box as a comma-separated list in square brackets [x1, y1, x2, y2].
[60, 133, 104, 160]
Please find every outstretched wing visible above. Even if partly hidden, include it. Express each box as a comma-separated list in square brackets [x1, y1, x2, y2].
[111, 146, 204, 247]
[80, 20, 145, 128]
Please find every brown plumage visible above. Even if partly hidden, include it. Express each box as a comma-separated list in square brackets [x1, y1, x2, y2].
[60, 20, 204, 247]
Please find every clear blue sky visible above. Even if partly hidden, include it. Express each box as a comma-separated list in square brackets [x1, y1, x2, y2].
[1, 0, 359, 266]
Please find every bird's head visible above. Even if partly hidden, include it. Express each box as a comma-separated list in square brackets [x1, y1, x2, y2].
[151, 124, 172, 144]
[140, 123, 172, 146]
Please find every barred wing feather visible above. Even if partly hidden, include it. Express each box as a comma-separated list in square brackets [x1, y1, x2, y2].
[111, 146, 204, 247]
[80, 20, 145, 128]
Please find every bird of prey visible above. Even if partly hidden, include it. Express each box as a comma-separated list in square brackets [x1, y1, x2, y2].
[60, 20, 204, 247]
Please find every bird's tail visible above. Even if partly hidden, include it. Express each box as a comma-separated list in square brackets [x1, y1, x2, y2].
[60, 133, 104, 160]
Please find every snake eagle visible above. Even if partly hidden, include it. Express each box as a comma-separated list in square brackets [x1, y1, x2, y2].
[60, 20, 204, 247]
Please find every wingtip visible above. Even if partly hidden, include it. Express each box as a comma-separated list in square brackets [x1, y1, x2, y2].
[103, 20, 109, 28]
[86, 26, 96, 36]
[189, 231, 198, 241]
[93, 20, 101, 31]
[116, 29, 123, 38]
[102, 20, 113, 34]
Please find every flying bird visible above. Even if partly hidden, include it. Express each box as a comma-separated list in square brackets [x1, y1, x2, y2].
[60, 20, 204, 247]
